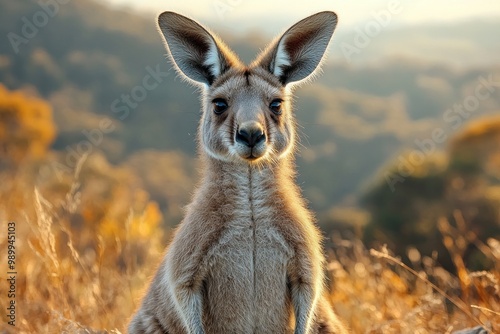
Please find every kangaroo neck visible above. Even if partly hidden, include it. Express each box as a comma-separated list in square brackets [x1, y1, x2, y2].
[200, 155, 296, 199]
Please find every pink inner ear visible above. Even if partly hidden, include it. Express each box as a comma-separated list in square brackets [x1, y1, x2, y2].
[284, 28, 322, 59]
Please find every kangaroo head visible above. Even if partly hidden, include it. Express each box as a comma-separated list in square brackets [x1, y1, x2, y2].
[158, 12, 338, 164]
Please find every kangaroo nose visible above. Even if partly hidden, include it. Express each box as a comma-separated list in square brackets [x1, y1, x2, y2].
[236, 123, 266, 148]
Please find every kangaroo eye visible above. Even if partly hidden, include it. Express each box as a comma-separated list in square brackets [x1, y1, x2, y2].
[269, 99, 282, 115]
[213, 98, 228, 115]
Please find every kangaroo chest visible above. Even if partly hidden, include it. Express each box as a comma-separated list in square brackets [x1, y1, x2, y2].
[206, 185, 294, 287]
[202, 171, 295, 332]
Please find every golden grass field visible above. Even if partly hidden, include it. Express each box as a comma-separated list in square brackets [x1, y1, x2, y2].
[0, 163, 498, 334]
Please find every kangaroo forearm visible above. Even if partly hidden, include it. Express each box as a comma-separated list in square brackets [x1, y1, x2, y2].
[174, 286, 205, 334]
[293, 282, 319, 334]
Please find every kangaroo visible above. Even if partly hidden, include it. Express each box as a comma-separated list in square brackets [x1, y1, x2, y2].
[129, 11, 347, 334]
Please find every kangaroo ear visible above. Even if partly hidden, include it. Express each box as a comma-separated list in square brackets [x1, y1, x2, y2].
[253, 11, 338, 86]
[157, 12, 240, 86]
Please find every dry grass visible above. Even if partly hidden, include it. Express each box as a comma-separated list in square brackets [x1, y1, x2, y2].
[328, 235, 499, 333]
[0, 166, 498, 334]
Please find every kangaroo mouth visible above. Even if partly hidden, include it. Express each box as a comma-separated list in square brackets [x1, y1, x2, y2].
[239, 147, 266, 162]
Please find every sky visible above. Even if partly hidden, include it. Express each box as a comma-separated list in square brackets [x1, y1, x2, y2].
[103, 0, 500, 34]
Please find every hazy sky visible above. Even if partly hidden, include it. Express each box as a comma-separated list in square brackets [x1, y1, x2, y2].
[104, 0, 500, 34]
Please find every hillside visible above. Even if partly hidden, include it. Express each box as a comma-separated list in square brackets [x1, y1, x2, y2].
[2, 0, 500, 217]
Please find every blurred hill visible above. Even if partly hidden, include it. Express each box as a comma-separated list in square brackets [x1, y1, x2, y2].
[0, 0, 499, 256]
[329, 19, 500, 67]
[360, 116, 500, 270]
